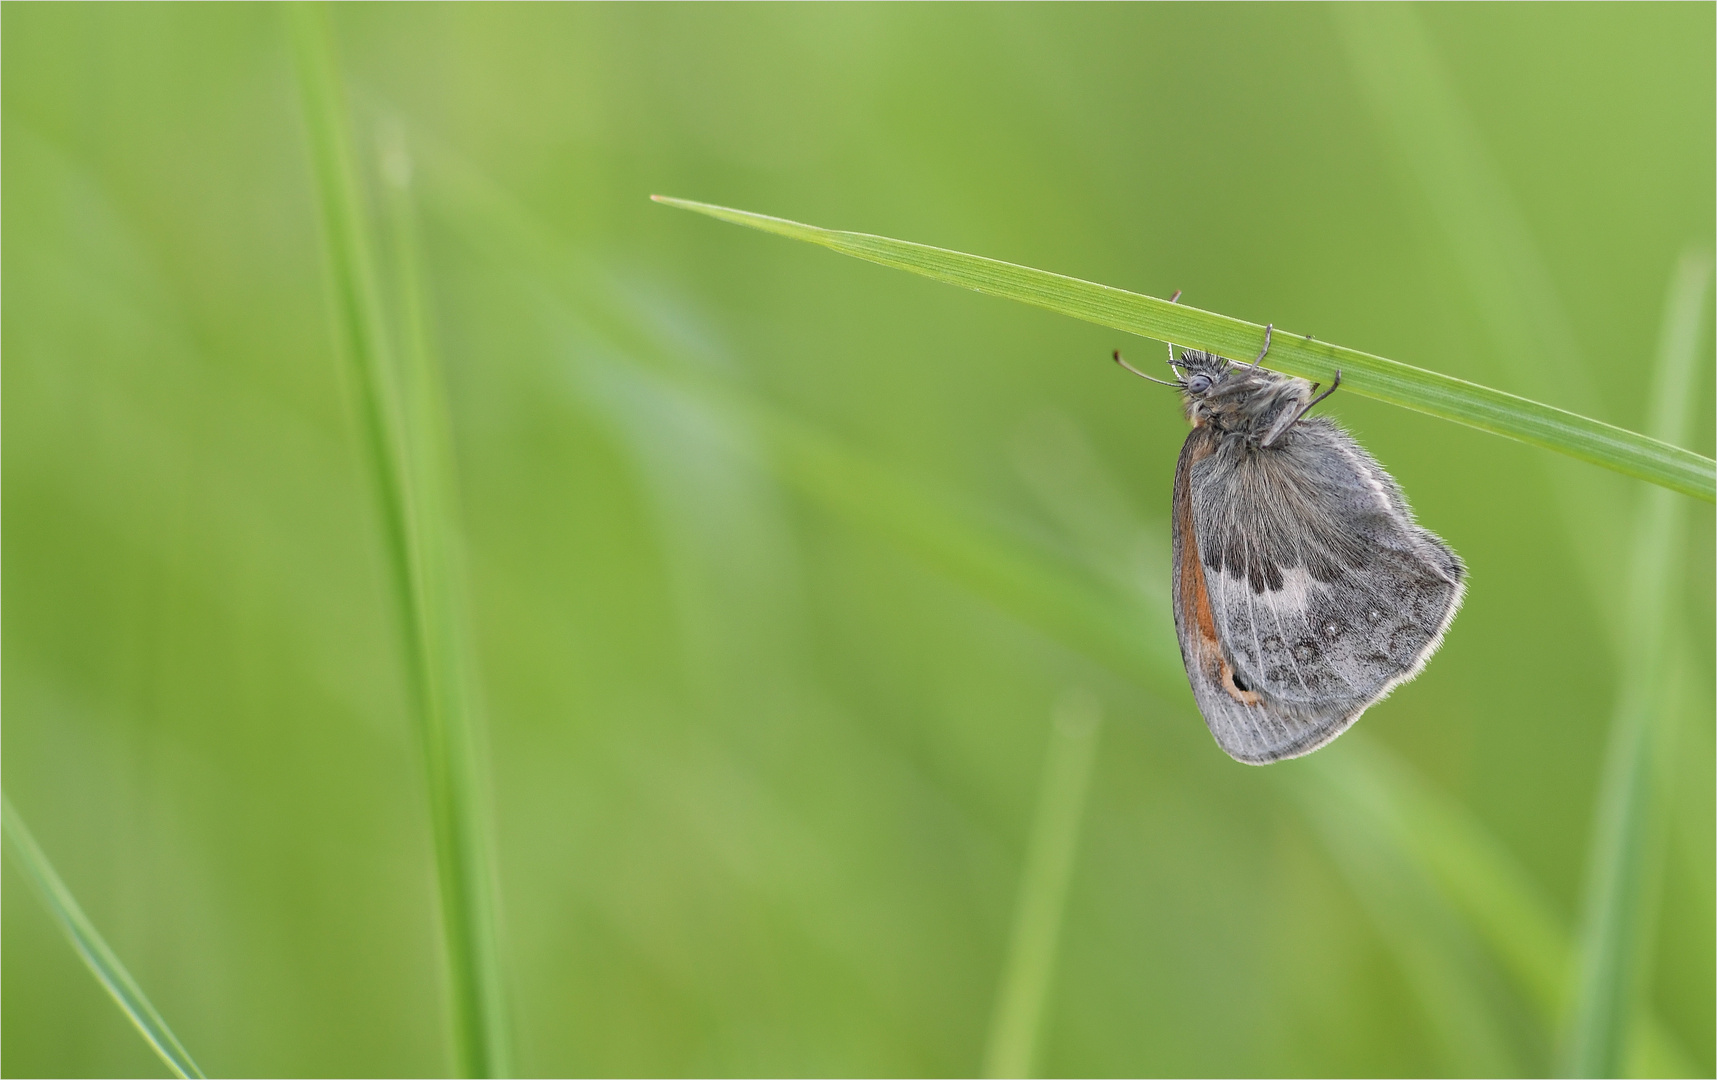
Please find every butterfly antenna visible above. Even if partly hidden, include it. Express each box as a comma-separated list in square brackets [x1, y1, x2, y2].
[1248, 323, 1273, 371]
[1115, 349, 1182, 387]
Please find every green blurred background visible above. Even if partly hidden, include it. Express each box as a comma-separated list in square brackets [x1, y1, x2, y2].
[4, 3, 1712, 1077]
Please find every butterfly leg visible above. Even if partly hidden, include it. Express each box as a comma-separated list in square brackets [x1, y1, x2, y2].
[1166, 289, 1183, 368]
[1302, 369, 1341, 413]
[1248, 324, 1273, 370]
[1262, 370, 1343, 447]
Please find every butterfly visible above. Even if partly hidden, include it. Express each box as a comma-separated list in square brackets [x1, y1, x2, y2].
[1117, 304, 1466, 764]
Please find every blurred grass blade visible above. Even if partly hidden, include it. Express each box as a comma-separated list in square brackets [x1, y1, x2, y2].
[1332, 13, 1709, 1071]
[1298, 729, 1699, 1077]
[769, 382, 1689, 1073]
[690, 347, 1693, 1076]
[2, 794, 206, 1079]
[984, 692, 1102, 1079]
[1330, 2, 1629, 638]
[433, 158, 1696, 1073]
[287, 6, 511, 1076]
[759, 407, 1183, 693]
[1565, 252, 1712, 1078]
[712, 365, 1540, 1073]
[1296, 739, 1566, 1024]
[1287, 751, 1523, 1075]
[380, 129, 515, 1079]
[652, 196, 1714, 502]
[1330, 4, 1599, 416]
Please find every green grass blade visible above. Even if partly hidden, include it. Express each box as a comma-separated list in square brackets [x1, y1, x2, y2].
[287, 7, 511, 1076]
[1565, 252, 1712, 1078]
[380, 129, 515, 1079]
[2, 794, 206, 1079]
[983, 692, 1103, 1080]
[651, 196, 1715, 502]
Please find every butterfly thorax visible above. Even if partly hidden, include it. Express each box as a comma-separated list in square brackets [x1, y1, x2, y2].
[1176, 350, 1314, 448]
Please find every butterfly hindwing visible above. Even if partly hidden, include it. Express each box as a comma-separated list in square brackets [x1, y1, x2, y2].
[1172, 419, 1464, 763]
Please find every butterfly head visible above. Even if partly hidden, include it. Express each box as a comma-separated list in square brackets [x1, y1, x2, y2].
[1173, 350, 1309, 437]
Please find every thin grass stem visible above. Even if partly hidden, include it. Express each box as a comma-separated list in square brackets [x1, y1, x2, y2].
[286, 6, 510, 1075]
[2, 793, 206, 1079]
[1564, 252, 1711, 1078]
[983, 692, 1103, 1079]
[651, 196, 1714, 502]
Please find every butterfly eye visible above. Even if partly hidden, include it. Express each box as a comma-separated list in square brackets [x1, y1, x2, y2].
[1186, 373, 1213, 394]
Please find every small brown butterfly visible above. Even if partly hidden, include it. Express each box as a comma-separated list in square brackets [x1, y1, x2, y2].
[1117, 301, 1465, 763]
